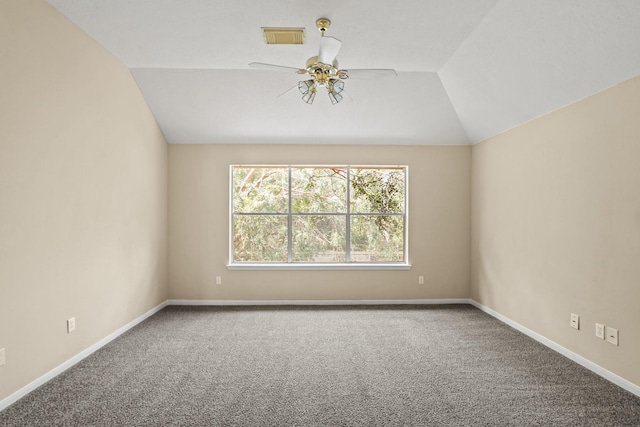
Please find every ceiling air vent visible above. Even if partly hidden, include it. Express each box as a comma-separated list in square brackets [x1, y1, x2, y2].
[262, 28, 305, 45]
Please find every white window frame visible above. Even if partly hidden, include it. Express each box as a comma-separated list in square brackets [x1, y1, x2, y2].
[227, 165, 410, 270]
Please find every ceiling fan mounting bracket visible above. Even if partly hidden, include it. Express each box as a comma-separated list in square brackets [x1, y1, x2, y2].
[315, 18, 331, 35]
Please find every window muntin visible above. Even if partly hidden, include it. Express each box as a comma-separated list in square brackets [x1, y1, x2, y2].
[231, 165, 407, 266]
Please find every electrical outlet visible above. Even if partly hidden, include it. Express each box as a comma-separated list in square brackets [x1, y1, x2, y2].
[216, 276, 222, 285]
[67, 317, 76, 333]
[595, 323, 605, 339]
[570, 313, 580, 330]
[0, 348, 5, 366]
[606, 327, 619, 346]
[418, 276, 424, 285]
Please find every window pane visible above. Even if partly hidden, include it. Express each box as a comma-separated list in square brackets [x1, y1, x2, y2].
[350, 215, 404, 262]
[350, 168, 405, 214]
[233, 215, 288, 262]
[233, 167, 288, 213]
[292, 215, 346, 262]
[291, 167, 347, 213]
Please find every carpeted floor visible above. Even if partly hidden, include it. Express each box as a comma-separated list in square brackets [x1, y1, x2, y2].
[1, 305, 639, 426]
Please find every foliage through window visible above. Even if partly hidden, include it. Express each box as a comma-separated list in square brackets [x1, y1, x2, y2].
[231, 165, 407, 265]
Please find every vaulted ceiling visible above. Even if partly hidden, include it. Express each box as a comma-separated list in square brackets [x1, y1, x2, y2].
[45, 0, 640, 145]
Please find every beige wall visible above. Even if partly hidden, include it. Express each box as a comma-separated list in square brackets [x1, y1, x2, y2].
[169, 144, 471, 300]
[471, 75, 640, 387]
[0, 0, 168, 401]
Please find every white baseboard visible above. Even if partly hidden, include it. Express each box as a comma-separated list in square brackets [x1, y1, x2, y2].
[0, 300, 169, 412]
[468, 299, 640, 398]
[167, 298, 471, 306]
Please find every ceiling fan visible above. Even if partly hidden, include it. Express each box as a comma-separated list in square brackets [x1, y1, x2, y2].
[249, 18, 397, 105]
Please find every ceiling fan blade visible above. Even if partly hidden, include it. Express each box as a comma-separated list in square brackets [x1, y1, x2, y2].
[317, 36, 342, 65]
[276, 84, 299, 98]
[340, 69, 397, 80]
[248, 62, 304, 73]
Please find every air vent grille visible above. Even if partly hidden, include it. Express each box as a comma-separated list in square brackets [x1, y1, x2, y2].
[262, 28, 305, 45]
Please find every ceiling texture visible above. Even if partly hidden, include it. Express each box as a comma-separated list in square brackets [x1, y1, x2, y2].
[45, 0, 640, 145]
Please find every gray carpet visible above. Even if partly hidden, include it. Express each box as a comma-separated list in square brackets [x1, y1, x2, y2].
[1, 305, 639, 426]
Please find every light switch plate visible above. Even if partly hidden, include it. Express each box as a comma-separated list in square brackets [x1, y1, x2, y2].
[0, 348, 5, 366]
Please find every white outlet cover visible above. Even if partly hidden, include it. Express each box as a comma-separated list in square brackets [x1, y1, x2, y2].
[595, 323, 605, 339]
[67, 317, 76, 333]
[0, 348, 5, 366]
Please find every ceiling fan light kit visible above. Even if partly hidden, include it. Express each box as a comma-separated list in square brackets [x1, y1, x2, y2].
[250, 18, 397, 105]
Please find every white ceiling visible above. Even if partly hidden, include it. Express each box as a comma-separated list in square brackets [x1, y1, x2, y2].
[45, 0, 640, 145]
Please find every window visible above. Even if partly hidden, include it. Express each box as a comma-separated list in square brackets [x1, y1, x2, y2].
[229, 165, 408, 269]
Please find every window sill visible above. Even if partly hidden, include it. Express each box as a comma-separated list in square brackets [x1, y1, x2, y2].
[226, 263, 411, 271]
